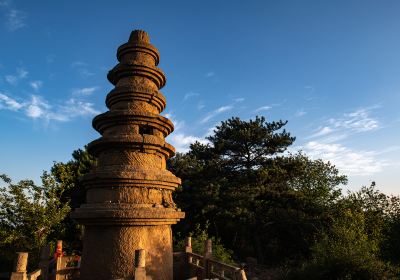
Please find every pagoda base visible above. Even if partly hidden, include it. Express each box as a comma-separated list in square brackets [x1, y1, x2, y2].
[79, 225, 174, 280]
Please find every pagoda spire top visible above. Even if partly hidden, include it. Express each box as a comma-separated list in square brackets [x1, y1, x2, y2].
[129, 29, 150, 43]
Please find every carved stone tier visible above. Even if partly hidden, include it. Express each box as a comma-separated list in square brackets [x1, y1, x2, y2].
[106, 86, 166, 112]
[72, 30, 184, 280]
[73, 204, 183, 225]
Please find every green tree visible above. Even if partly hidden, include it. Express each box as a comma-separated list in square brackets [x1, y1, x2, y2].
[50, 148, 95, 209]
[49, 147, 95, 247]
[174, 222, 235, 264]
[169, 116, 347, 264]
[0, 173, 70, 270]
[288, 186, 400, 279]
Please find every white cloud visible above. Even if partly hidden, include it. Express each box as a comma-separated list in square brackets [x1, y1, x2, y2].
[17, 68, 28, 78]
[71, 61, 94, 77]
[297, 106, 389, 177]
[4, 67, 28, 85]
[30, 80, 43, 91]
[0, 92, 99, 123]
[309, 107, 380, 141]
[301, 141, 387, 176]
[330, 108, 379, 132]
[309, 126, 334, 138]
[205, 71, 215, 78]
[183, 91, 199, 101]
[5, 75, 17, 85]
[168, 133, 209, 153]
[78, 69, 94, 77]
[234, 98, 245, 103]
[25, 95, 49, 119]
[72, 86, 99, 96]
[0, 93, 24, 110]
[204, 124, 219, 137]
[164, 112, 184, 131]
[200, 105, 233, 124]
[197, 102, 205, 110]
[6, 9, 26, 31]
[60, 98, 100, 118]
[163, 112, 209, 152]
[254, 105, 272, 113]
[295, 109, 307, 117]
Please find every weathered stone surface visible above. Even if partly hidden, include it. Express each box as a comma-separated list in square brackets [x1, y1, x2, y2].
[72, 30, 184, 280]
[15, 252, 28, 273]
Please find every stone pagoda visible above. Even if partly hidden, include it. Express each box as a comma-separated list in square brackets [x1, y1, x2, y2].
[72, 30, 185, 280]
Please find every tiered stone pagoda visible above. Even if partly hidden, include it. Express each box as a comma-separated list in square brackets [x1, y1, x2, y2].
[72, 30, 185, 280]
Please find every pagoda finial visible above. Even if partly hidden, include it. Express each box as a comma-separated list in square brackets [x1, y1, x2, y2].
[129, 29, 150, 43]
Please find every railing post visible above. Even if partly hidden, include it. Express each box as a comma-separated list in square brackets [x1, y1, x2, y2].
[235, 268, 247, 280]
[134, 249, 146, 280]
[185, 236, 192, 253]
[10, 252, 28, 280]
[39, 243, 50, 280]
[55, 240, 63, 280]
[184, 236, 192, 278]
[203, 239, 212, 279]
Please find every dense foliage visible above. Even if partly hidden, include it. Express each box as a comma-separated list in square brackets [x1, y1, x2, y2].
[1, 116, 400, 279]
[0, 173, 70, 271]
[169, 117, 346, 263]
[169, 116, 400, 278]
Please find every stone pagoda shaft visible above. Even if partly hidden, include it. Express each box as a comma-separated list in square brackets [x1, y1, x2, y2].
[72, 30, 184, 280]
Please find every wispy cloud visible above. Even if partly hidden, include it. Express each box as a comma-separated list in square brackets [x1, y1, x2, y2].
[200, 105, 233, 124]
[0, 0, 10, 6]
[71, 61, 94, 77]
[164, 112, 185, 131]
[0, 92, 24, 110]
[46, 54, 55, 64]
[30, 80, 43, 92]
[71, 61, 87, 68]
[164, 112, 208, 152]
[72, 86, 99, 96]
[0, 92, 99, 123]
[168, 133, 209, 153]
[297, 106, 387, 177]
[309, 107, 380, 140]
[295, 109, 307, 117]
[300, 141, 387, 176]
[234, 97, 245, 103]
[205, 71, 215, 78]
[25, 95, 50, 119]
[304, 85, 315, 92]
[329, 108, 379, 132]
[197, 102, 205, 110]
[183, 91, 199, 101]
[6, 9, 26, 31]
[60, 98, 100, 119]
[5, 68, 28, 85]
[254, 105, 272, 113]
[309, 126, 333, 138]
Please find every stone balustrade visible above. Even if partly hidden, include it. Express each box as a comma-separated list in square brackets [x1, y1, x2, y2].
[182, 237, 247, 280]
[8, 237, 247, 280]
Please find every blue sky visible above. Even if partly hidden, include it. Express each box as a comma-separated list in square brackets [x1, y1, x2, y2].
[0, 0, 399, 194]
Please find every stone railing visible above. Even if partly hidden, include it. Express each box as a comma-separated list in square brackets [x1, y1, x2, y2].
[8, 238, 247, 280]
[9, 240, 80, 280]
[9, 252, 41, 280]
[177, 237, 247, 280]
[8, 241, 148, 280]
